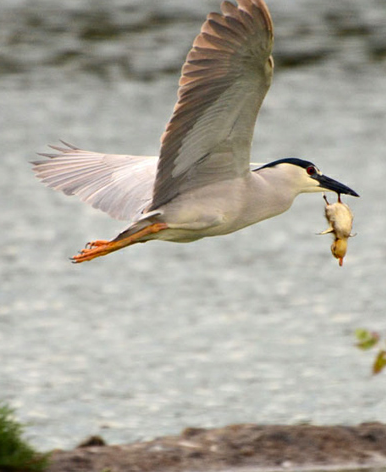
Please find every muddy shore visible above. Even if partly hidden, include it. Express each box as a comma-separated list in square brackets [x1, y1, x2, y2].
[47, 423, 386, 472]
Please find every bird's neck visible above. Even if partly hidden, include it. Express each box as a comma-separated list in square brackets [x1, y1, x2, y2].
[249, 170, 298, 222]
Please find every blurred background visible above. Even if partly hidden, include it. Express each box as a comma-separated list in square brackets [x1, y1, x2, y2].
[1, 0, 386, 451]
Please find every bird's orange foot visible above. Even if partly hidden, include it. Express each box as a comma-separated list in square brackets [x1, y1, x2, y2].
[71, 240, 112, 263]
[85, 240, 109, 249]
[71, 222, 169, 263]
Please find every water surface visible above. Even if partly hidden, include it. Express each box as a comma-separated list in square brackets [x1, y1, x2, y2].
[1, 0, 386, 451]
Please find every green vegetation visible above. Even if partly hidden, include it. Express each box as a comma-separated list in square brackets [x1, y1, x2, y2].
[0, 403, 49, 472]
[355, 329, 386, 375]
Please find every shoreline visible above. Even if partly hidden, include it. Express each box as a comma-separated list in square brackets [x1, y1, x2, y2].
[47, 422, 386, 472]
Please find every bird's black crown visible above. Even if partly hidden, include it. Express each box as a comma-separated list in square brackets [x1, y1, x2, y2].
[255, 158, 316, 171]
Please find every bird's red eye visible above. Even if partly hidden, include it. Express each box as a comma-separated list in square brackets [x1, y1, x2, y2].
[307, 165, 316, 176]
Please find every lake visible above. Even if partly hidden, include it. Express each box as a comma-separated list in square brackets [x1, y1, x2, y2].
[0, 0, 385, 451]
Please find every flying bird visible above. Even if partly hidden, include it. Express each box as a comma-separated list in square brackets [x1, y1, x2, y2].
[33, 0, 358, 263]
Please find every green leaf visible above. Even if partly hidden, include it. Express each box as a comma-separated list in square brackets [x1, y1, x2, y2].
[355, 329, 380, 350]
[373, 350, 386, 375]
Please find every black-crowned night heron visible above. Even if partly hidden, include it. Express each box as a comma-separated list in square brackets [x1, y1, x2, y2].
[33, 0, 358, 263]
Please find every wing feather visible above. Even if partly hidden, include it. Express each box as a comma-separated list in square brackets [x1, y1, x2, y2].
[32, 143, 158, 222]
[149, 0, 274, 210]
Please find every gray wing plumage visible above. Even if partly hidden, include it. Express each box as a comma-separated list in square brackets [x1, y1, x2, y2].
[32, 143, 158, 222]
[33, 0, 273, 222]
[149, 0, 274, 211]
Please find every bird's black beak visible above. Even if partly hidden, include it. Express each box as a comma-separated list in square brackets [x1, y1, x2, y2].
[314, 174, 359, 197]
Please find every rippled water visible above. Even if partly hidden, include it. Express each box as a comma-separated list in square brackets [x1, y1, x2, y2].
[1, 0, 386, 451]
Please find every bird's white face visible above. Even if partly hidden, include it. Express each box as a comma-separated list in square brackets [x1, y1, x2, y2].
[281, 162, 324, 194]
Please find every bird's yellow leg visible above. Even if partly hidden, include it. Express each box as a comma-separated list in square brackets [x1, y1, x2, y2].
[71, 223, 168, 263]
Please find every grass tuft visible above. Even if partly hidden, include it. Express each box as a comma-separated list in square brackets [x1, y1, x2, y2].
[0, 403, 49, 472]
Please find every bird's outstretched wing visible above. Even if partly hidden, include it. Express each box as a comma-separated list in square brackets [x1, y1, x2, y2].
[149, 0, 274, 211]
[32, 142, 158, 222]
